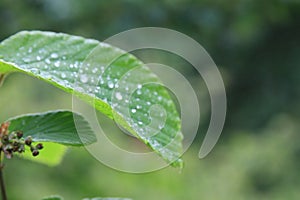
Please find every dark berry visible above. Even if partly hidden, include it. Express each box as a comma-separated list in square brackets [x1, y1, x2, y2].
[4, 144, 13, 152]
[13, 141, 19, 146]
[8, 132, 17, 140]
[12, 146, 19, 152]
[2, 135, 9, 143]
[16, 131, 23, 139]
[18, 144, 25, 153]
[32, 150, 39, 156]
[25, 136, 32, 145]
[36, 143, 43, 150]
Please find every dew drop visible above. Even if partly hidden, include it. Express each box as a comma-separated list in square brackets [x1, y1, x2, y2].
[80, 74, 89, 83]
[136, 105, 142, 109]
[23, 58, 30, 63]
[73, 72, 78, 78]
[90, 77, 96, 84]
[45, 58, 51, 64]
[44, 73, 52, 79]
[115, 92, 123, 100]
[30, 68, 40, 74]
[92, 68, 98, 73]
[74, 61, 79, 69]
[39, 49, 46, 54]
[36, 56, 41, 61]
[76, 87, 85, 93]
[131, 108, 137, 113]
[136, 89, 142, 95]
[51, 53, 58, 58]
[95, 87, 100, 94]
[137, 84, 142, 89]
[54, 61, 60, 67]
[61, 73, 66, 79]
[108, 81, 114, 89]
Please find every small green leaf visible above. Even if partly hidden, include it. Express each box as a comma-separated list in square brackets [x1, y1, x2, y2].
[0, 31, 183, 167]
[83, 198, 132, 200]
[7, 110, 96, 146]
[42, 195, 64, 200]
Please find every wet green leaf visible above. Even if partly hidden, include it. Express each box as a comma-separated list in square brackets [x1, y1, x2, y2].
[0, 31, 183, 167]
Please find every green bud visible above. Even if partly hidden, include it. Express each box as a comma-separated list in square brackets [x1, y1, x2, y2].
[8, 132, 17, 141]
[2, 135, 9, 143]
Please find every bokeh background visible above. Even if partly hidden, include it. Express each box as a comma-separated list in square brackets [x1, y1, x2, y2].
[1, 0, 300, 199]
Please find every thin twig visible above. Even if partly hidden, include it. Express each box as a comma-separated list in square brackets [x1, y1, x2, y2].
[0, 152, 7, 200]
[0, 74, 5, 87]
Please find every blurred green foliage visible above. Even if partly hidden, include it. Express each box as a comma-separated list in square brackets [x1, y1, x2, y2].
[1, 0, 300, 199]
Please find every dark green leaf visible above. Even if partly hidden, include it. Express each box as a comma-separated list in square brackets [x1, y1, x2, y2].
[83, 198, 132, 200]
[42, 195, 64, 200]
[0, 31, 183, 167]
[7, 110, 95, 146]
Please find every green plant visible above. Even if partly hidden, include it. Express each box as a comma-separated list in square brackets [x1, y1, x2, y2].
[0, 31, 183, 199]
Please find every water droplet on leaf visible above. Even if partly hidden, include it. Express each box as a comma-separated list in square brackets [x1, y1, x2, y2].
[108, 81, 114, 89]
[80, 74, 89, 83]
[115, 92, 123, 100]
[54, 61, 60, 67]
[51, 53, 58, 58]
[131, 109, 137, 113]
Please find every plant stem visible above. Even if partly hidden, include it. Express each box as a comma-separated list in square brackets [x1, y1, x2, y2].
[0, 74, 5, 87]
[0, 152, 7, 200]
